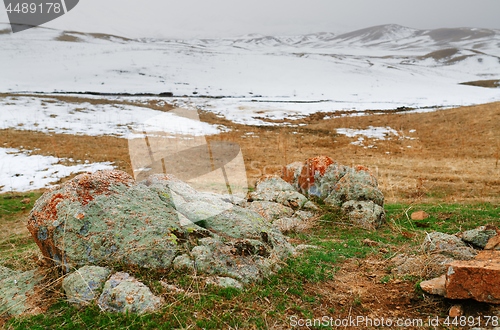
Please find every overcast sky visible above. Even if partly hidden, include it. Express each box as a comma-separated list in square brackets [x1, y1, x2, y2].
[2, 0, 500, 38]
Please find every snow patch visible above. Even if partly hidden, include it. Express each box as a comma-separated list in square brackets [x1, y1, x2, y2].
[0, 148, 114, 192]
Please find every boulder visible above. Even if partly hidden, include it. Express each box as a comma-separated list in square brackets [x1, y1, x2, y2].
[423, 232, 478, 260]
[324, 168, 384, 207]
[173, 233, 290, 284]
[280, 157, 386, 229]
[246, 201, 295, 222]
[27, 170, 294, 285]
[341, 200, 385, 230]
[445, 251, 500, 303]
[249, 176, 308, 209]
[97, 272, 163, 313]
[461, 226, 499, 249]
[62, 266, 111, 306]
[0, 268, 45, 316]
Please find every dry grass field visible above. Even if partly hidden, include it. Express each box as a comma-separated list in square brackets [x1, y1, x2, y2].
[1, 96, 500, 328]
[2, 97, 499, 204]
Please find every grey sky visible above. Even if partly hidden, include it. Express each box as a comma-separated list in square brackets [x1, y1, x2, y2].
[2, 0, 499, 38]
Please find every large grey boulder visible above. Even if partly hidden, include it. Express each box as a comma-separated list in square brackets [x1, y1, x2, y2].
[323, 168, 384, 207]
[27, 171, 182, 273]
[62, 266, 111, 307]
[97, 272, 163, 314]
[0, 268, 45, 316]
[28, 170, 293, 286]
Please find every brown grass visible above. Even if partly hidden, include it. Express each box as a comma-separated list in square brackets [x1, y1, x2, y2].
[1, 94, 499, 204]
[460, 79, 500, 88]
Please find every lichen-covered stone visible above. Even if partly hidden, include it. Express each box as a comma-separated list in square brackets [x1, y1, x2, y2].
[461, 226, 498, 249]
[279, 157, 386, 229]
[98, 272, 163, 313]
[206, 276, 243, 290]
[174, 235, 292, 284]
[62, 266, 111, 306]
[28, 170, 294, 287]
[27, 171, 183, 272]
[341, 200, 385, 230]
[246, 201, 294, 222]
[296, 156, 334, 196]
[0, 268, 44, 316]
[250, 176, 308, 209]
[324, 169, 384, 207]
[423, 232, 478, 260]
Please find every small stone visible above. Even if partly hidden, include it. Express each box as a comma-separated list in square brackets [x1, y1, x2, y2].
[423, 232, 477, 260]
[62, 266, 111, 306]
[20, 198, 31, 204]
[449, 305, 463, 317]
[411, 210, 429, 220]
[362, 238, 379, 247]
[98, 272, 163, 314]
[420, 275, 446, 296]
[462, 226, 498, 249]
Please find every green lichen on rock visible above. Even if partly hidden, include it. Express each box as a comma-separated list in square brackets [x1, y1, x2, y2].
[28, 170, 294, 288]
[62, 266, 111, 307]
[97, 272, 163, 314]
[0, 268, 44, 316]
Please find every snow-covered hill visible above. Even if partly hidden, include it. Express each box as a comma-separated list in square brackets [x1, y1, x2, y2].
[0, 23, 499, 113]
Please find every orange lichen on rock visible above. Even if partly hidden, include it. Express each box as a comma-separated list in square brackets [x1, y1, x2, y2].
[297, 156, 334, 191]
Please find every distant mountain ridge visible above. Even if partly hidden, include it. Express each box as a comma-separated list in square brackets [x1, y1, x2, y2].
[1, 22, 499, 107]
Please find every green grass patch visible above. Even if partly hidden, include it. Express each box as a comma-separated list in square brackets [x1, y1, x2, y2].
[4, 201, 499, 329]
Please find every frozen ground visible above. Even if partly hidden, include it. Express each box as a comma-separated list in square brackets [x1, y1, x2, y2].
[0, 96, 224, 137]
[1, 24, 499, 115]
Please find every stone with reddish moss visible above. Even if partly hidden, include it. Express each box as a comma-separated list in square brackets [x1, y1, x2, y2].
[297, 156, 334, 196]
[27, 170, 184, 272]
[445, 251, 500, 303]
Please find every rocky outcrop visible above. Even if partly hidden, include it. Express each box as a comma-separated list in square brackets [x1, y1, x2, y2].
[27, 170, 294, 285]
[281, 156, 385, 229]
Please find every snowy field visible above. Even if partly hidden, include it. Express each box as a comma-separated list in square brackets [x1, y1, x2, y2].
[1, 24, 499, 192]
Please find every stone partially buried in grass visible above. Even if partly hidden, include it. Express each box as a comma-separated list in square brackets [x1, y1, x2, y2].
[0, 268, 45, 316]
[62, 266, 111, 307]
[97, 272, 163, 314]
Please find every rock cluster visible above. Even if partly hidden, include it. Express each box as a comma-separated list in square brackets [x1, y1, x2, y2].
[410, 226, 500, 304]
[26, 170, 293, 286]
[281, 156, 385, 229]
